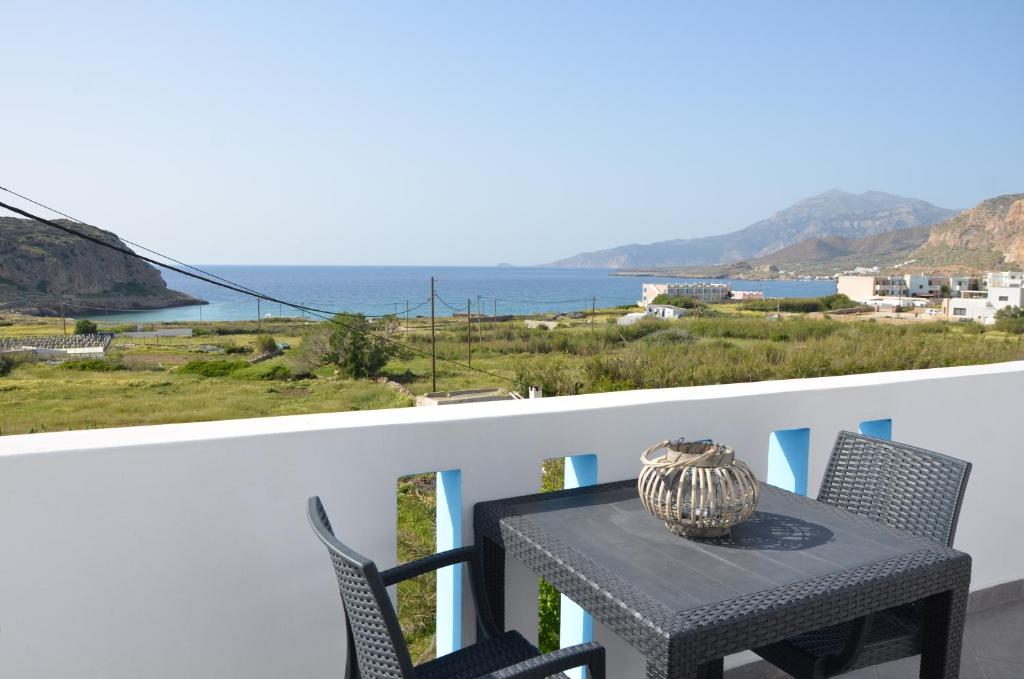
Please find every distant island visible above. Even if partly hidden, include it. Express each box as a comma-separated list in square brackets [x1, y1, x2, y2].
[0, 217, 205, 317]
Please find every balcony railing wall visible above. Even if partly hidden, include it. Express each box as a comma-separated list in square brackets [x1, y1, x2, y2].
[2, 361, 1022, 678]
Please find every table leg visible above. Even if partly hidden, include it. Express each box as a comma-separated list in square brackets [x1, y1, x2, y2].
[479, 535, 506, 634]
[919, 582, 969, 679]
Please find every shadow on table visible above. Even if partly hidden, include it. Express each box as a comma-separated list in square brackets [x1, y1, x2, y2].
[708, 511, 834, 551]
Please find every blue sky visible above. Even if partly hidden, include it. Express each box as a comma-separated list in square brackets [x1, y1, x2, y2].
[2, 1, 1022, 265]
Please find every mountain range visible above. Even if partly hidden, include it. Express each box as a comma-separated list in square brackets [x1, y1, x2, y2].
[546, 190, 958, 269]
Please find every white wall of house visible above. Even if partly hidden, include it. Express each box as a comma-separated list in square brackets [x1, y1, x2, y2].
[3, 362, 1024, 678]
[987, 286, 1024, 309]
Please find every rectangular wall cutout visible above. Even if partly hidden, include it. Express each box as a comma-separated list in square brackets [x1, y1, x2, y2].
[859, 418, 892, 440]
[537, 455, 597, 679]
[395, 470, 462, 663]
[767, 428, 810, 496]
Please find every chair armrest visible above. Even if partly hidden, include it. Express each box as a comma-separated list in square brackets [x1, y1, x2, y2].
[380, 545, 478, 587]
[478, 642, 605, 679]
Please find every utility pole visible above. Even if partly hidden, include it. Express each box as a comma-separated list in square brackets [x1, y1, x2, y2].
[467, 298, 472, 367]
[477, 295, 483, 341]
[430, 277, 437, 393]
[257, 298, 262, 333]
[592, 295, 597, 328]
[405, 300, 410, 331]
[60, 300, 66, 336]
[493, 297, 497, 320]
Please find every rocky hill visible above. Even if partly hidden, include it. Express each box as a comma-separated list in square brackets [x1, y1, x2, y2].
[750, 226, 932, 272]
[909, 194, 1024, 271]
[546, 190, 956, 268]
[0, 217, 204, 316]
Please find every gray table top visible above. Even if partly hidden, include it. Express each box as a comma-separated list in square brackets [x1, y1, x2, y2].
[475, 479, 970, 659]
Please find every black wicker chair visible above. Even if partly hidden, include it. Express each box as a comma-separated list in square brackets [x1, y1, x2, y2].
[753, 431, 972, 679]
[308, 496, 605, 679]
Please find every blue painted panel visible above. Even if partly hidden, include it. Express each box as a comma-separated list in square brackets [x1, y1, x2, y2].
[859, 418, 892, 440]
[767, 428, 810, 496]
[435, 469, 462, 656]
[560, 455, 597, 679]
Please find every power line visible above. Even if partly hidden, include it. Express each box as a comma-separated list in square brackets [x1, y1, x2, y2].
[0, 184, 270, 299]
[0, 197, 518, 386]
[0, 184, 428, 318]
[433, 291, 465, 313]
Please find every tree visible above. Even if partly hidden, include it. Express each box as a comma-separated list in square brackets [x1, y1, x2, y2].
[297, 313, 400, 378]
[254, 334, 278, 354]
[74, 319, 98, 335]
[995, 306, 1024, 334]
[650, 294, 706, 309]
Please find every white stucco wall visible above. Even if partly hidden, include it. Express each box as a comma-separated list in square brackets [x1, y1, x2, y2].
[2, 361, 1023, 678]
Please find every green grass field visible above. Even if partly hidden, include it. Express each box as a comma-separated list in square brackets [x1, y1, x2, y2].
[3, 306, 1023, 655]
[2, 308, 1022, 436]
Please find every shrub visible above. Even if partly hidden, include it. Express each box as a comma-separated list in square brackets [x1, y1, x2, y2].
[639, 328, 695, 345]
[300, 313, 400, 379]
[257, 364, 291, 380]
[995, 306, 1024, 334]
[738, 293, 858, 313]
[60, 359, 125, 372]
[650, 294, 706, 309]
[178, 360, 247, 377]
[255, 334, 278, 354]
[224, 345, 253, 355]
[0, 355, 14, 376]
[74, 319, 98, 335]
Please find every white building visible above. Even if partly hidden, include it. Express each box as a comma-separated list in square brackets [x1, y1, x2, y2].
[836, 275, 908, 302]
[646, 304, 690, 319]
[987, 271, 1024, 288]
[944, 274, 1024, 324]
[641, 282, 731, 307]
[617, 312, 649, 326]
[903, 274, 949, 298]
[730, 290, 765, 301]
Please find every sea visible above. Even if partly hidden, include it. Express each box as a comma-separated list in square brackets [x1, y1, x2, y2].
[84, 266, 838, 323]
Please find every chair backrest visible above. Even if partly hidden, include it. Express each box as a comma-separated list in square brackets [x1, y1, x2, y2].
[308, 497, 415, 679]
[817, 431, 972, 547]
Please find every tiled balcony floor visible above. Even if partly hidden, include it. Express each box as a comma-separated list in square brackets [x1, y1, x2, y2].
[725, 597, 1024, 679]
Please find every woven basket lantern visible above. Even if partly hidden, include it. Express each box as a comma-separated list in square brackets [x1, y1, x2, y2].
[638, 438, 759, 538]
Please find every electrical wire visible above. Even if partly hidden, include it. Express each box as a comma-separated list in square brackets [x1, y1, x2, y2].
[433, 292, 467, 313]
[0, 197, 518, 385]
[0, 184, 434, 317]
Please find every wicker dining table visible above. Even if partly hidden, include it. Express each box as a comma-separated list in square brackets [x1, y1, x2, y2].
[473, 480, 971, 679]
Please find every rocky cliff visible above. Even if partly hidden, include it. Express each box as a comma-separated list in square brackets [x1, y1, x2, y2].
[0, 217, 205, 316]
[911, 194, 1024, 270]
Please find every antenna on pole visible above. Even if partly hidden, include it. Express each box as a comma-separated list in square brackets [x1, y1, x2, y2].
[430, 277, 437, 392]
